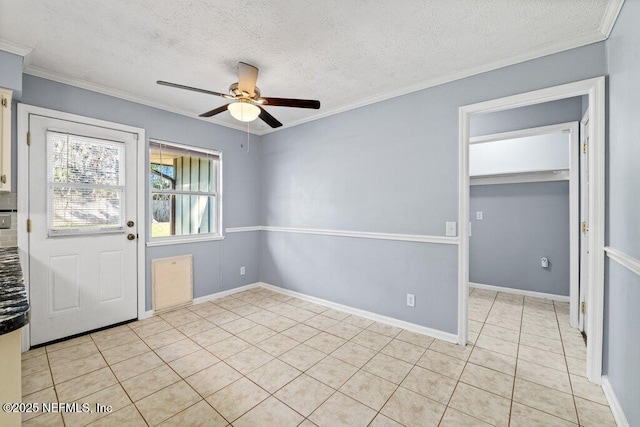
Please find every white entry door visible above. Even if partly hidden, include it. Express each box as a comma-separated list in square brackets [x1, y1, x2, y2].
[28, 113, 139, 346]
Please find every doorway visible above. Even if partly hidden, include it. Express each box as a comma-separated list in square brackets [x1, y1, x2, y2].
[458, 77, 606, 383]
[17, 105, 146, 347]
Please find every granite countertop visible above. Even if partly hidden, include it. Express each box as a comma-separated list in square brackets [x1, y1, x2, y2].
[0, 247, 29, 335]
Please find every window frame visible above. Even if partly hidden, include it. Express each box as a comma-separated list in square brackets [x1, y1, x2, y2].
[147, 139, 223, 246]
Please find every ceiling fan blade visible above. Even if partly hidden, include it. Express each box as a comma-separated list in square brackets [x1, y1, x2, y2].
[238, 62, 259, 97]
[157, 80, 232, 98]
[260, 97, 320, 109]
[259, 107, 283, 128]
[199, 104, 230, 117]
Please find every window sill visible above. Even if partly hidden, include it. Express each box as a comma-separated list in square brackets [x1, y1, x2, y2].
[146, 235, 225, 247]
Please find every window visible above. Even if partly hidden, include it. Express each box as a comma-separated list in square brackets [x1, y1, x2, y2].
[47, 131, 125, 236]
[149, 140, 221, 242]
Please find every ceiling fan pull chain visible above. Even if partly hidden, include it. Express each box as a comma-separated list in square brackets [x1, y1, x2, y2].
[246, 121, 250, 153]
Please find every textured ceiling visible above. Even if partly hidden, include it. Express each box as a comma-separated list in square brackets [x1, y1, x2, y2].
[0, 0, 621, 134]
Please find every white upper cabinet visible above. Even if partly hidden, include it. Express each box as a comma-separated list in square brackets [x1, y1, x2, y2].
[0, 88, 11, 192]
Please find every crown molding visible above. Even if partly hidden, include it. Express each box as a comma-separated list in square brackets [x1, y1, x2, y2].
[22, 64, 264, 135]
[13, 0, 623, 137]
[599, 0, 625, 37]
[0, 38, 33, 57]
[268, 31, 607, 135]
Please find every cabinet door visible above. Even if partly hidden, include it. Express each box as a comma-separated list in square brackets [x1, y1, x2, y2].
[0, 88, 12, 192]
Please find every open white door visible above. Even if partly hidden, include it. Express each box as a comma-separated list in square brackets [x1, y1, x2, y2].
[579, 114, 589, 335]
[28, 113, 139, 346]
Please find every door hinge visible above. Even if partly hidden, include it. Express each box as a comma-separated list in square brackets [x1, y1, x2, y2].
[582, 143, 588, 154]
[581, 301, 587, 314]
[26, 131, 31, 146]
[581, 221, 588, 235]
[0, 175, 6, 184]
[1, 97, 6, 107]
[26, 219, 31, 233]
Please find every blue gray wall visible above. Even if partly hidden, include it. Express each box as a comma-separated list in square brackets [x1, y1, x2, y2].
[260, 42, 607, 334]
[0, 50, 23, 97]
[470, 182, 570, 296]
[19, 75, 263, 310]
[603, 0, 640, 424]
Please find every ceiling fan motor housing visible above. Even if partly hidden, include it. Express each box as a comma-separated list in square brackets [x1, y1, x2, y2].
[229, 82, 260, 99]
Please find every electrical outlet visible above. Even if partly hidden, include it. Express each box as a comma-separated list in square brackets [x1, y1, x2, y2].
[476, 211, 483, 220]
[240, 266, 246, 275]
[406, 293, 415, 308]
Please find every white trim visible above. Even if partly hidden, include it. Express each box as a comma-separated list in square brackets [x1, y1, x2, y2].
[23, 65, 257, 134]
[146, 235, 225, 247]
[599, 0, 626, 38]
[226, 226, 262, 233]
[261, 226, 459, 245]
[605, 247, 640, 276]
[223, 225, 459, 244]
[142, 282, 261, 318]
[470, 170, 569, 186]
[458, 76, 606, 383]
[148, 138, 223, 245]
[19, 26, 616, 137]
[192, 282, 261, 305]
[0, 88, 12, 193]
[259, 283, 458, 344]
[140, 310, 154, 320]
[469, 282, 570, 303]
[149, 138, 222, 157]
[569, 122, 580, 330]
[17, 104, 147, 349]
[469, 122, 579, 145]
[0, 38, 33, 57]
[602, 376, 630, 427]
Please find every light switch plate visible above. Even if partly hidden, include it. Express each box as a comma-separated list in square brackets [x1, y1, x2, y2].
[445, 221, 457, 237]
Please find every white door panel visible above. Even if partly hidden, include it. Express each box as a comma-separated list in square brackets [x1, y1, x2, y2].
[29, 114, 138, 345]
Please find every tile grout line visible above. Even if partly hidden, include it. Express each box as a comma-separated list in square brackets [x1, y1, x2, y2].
[90, 327, 152, 427]
[508, 292, 525, 426]
[554, 299, 581, 426]
[446, 288, 501, 426]
[25, 288, 592, 427]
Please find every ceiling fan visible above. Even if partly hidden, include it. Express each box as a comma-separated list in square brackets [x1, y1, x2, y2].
[157, 62, 321, 128]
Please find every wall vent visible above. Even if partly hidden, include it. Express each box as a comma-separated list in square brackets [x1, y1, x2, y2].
[152, 254, 193, 313]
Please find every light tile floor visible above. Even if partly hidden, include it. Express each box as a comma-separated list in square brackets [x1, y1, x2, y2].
[20, 287, 616, 426]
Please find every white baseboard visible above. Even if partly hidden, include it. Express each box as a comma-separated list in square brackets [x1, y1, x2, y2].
[470, 282, 570, 302]
[192, 283, 261, 305]
[140, 310, 154, 320]
[259, 282, 459, 344]
[602, 376, 630, 427]
[139, 282, 261, 319]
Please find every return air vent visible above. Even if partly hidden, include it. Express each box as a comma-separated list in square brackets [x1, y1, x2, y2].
[152, 255, 193, 313]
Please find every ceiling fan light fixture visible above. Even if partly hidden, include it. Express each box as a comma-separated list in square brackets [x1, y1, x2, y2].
[228, 100, 260, 122]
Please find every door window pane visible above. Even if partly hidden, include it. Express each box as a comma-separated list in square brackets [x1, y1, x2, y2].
[47, 131, 125, 235]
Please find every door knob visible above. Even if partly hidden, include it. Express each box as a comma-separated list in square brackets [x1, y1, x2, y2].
[127, 221, 135, 227]
[127, 234, 136, 240]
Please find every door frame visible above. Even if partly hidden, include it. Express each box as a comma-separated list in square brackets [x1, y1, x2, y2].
[17, 104, 147, 351]
[578, 109, 590, 332]
[457, 76, 606, 383]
